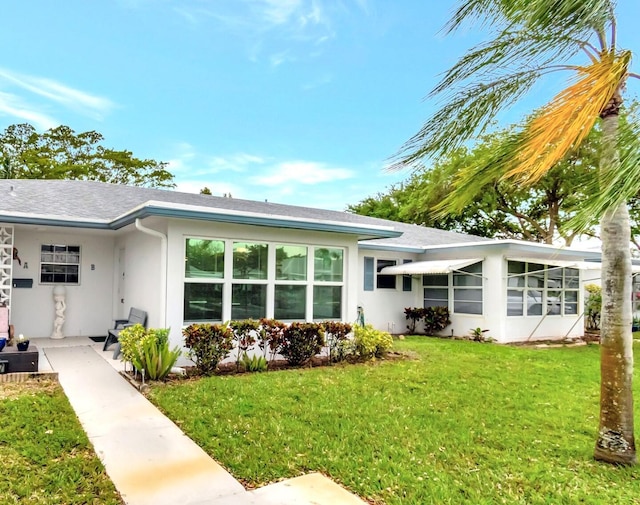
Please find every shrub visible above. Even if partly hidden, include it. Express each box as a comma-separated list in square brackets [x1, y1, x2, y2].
[352, 324, 393, 360]
[229, 319, 259, 370]
[321, 321, 353, 363]
[257, 318, 287, 366]
[280, 322, 325, 366]
[404, 307, 425, 333]
[118, 325, 181, 380]
[183, 323, 234, 376]
[585, 284, 601, 330]
[423, 306, 451, 335]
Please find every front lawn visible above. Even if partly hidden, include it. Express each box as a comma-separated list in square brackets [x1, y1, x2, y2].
[148, 338, 640, 504]
[0, 380, 122, 505]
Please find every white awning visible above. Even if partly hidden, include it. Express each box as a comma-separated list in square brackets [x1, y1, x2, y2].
[380, 258, 483, 275]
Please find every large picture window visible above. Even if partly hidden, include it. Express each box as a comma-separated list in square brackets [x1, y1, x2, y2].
[184, 238, 344, 322]
[40, 244, 80, 284]
[507, 261, 579, 316]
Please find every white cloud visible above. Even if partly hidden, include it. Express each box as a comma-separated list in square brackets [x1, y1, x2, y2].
[250, 160, 354, 186]
[0, 67, 115, 125]
[0, 92, 59, 130]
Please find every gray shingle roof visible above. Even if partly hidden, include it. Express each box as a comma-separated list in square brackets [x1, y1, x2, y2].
[0, 179, 491, 248]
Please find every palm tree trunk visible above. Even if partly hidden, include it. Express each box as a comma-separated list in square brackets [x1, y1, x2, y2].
[594, 104, 636, 465]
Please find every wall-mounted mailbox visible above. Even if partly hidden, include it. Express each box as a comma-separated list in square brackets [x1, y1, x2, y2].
[12, 278, 33, 288]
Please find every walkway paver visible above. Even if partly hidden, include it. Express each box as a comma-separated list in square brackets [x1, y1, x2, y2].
[44, 346, 245, 505]
[42, 343, 367, 505]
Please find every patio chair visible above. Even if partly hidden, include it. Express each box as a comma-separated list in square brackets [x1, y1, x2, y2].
[0, 304, 14, 345]
[103, 307, 147, 359]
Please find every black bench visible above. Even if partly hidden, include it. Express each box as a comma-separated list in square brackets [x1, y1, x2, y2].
[103, 308, 147, 359]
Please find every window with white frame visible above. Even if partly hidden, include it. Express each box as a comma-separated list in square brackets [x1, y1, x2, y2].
[184, 238, 224, 321]
[422, 261, 483, 315]
[40, 244, 80, 284]
[183, 238, 345, 323]
[507, 261, 579, 316]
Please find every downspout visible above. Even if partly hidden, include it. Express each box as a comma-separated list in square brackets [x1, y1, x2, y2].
[135, 218, 167, 328]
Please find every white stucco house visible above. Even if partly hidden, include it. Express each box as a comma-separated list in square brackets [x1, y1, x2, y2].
[0, 179, 607, 346]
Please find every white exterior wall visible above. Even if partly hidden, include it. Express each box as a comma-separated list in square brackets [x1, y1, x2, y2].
[11, 228, 115, 338]
[164, 218, 360, 350]
[113, 224, 165, 329]
[358, 247, 585, 343]
[357, 250, 421, 334]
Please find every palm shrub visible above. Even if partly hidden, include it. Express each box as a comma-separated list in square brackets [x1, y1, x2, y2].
[183, 323, 234, 376]
[280, 322, 325, 366]
[422, 307, 451, 335]
[321, 321, 352, 363]
[118, 325, 181, 380]
[352, 324, 393, 360]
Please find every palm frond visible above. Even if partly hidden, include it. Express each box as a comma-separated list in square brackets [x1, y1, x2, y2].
[432, 31, 583, 97]
[393, 70, 540, 169]
[447, 0, 614, 48]
[507, 51, 630, 183]
[567, 114, 640, 232]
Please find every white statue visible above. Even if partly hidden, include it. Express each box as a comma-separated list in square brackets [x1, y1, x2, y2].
[51, 285, 66, 339]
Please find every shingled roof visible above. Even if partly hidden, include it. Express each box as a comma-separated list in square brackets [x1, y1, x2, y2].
[0, 179, 491, 248]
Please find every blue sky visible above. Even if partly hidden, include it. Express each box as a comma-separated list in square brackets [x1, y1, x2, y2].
[1, 1, 639, 211]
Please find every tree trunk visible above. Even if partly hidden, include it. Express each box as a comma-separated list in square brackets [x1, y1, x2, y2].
[594, 106, 636, 465]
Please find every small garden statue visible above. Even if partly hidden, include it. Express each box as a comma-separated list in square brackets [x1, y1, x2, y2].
[51, 285, 66, 339]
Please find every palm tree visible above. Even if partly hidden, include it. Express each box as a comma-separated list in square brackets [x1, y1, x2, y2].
[396, 0, 640, 465]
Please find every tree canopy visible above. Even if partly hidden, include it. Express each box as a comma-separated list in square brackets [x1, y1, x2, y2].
[351, 125, 604, 246]
[0, 123, 174, 188]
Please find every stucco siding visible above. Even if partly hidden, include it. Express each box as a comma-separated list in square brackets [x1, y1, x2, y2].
[11, 229, 115, 338]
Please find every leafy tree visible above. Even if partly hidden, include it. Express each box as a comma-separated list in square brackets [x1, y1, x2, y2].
[200, 187, 212, 195]
[352, 126, 602, 245]
[396, 0, 639, 465]
[0, 123, 174, 188]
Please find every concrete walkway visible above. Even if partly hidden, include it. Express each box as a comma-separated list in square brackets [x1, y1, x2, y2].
[42, 343, 366, 505]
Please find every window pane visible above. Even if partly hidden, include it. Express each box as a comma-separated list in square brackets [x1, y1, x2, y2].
[185, 239, 225, 278]
[313, 285, 342, 319]
[232, 284, 266, 319]
[233, 242, 268, 280]
[565, 291, 578, 315]
[274, 285, 307, 320]
[527, 290, 543, 315]
[507, 261, 525, 287]
[565, 268, 580, 289]
[364, 257, 374, 291]
[547, 290, 562, 315]
[453, 272, 482, 287]
[276, 245, 307, 281]
[454, 288, 482, 314]
[527, 271, 545, 289]
[403, 260, 412, 292]
[314, 248, 343, 282]
[424, 288, 448, 308]
[376, 259, 396, 289]
[184, 283, 223, 321]
[507, 289, 524, 316]
[423, 274, 448, 287]
[547, 269, 563, 289]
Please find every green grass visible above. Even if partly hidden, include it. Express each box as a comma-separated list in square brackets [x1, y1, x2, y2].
[148, 338, 640, 504]
[0, 380, 123, 505]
